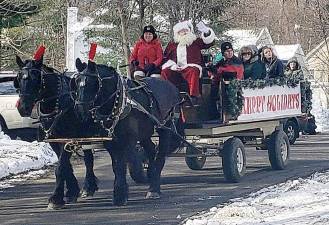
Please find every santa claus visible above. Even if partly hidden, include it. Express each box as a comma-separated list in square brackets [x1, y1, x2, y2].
[161, 20, 215, 100]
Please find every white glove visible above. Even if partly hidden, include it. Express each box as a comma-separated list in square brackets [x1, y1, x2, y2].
[170, 64, 179, 71]
[196, 21, 209, 33]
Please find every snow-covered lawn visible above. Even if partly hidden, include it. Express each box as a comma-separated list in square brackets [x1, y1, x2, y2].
[311, 86, 329, 133]
[0, 131, 57, 188]
[182, 93, 329, 225]
[183, 170, 329, 225]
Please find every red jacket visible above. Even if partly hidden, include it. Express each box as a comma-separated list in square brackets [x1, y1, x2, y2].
[215, 56, 244, 81]
[129, 38, 163, 69]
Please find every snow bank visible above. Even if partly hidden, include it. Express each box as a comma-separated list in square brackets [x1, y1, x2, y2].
[0, 132, 57, 180]
[183, 170, 329, 225]
[311, 89, 329, 132]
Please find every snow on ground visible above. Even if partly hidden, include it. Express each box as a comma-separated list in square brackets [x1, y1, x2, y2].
[0, 169, 51, 191]
[182, 93, 329, 225]
[311, 88, 329, 132]
[183, 170, 329, 225]
[0, 131, 57, 188]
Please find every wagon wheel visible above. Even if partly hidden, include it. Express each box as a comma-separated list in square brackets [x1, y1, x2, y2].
[267, 130, 290, 170]
[222, 137, 246, 182]
[283, 120, 299, 145]
[128, 144, 148, 184]
[185, 145, 206, 170]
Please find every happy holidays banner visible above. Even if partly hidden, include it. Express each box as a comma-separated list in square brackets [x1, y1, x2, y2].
[237, 84, 301, 121]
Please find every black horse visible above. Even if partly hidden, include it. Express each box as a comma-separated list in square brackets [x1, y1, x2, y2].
[73, 59, 183, 205]
[14, 55, 104, 209]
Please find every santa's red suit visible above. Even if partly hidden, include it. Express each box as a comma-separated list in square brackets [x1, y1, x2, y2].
[161, 21, 215, 97]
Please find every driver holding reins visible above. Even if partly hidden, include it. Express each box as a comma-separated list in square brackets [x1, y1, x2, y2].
[129, 25, 163, 80]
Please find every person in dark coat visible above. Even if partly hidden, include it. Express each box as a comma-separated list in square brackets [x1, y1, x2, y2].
[208, 42, 244, 120]
[239, 45, 266, 80]
[284, 57, 304, 80]
[260, 46, 284, 79]
[213, 41, 244, 82]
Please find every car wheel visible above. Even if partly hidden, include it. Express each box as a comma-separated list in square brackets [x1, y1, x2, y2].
[283, 120, 299, 145]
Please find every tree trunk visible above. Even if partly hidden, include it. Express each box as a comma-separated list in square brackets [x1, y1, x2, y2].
[138, 0, 145, 31]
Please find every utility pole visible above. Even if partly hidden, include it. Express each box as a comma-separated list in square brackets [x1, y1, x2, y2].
[66, 7, 78, 72]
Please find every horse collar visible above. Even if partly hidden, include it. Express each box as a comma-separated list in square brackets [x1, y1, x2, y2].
[37, 74, 69, 137]
[92, 74, 131, 136]
[37, 74, 61, 115]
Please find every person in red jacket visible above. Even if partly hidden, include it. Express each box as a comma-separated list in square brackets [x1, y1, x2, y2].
[161, 20, 215, 99]
[214, 41, 244, 82]
[130, 25, 163, 79]
[209, 42, 244, 120]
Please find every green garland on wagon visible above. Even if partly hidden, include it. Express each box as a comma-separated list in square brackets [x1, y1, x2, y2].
[225, 79, 244, 119]
[225, 77, 313, 119]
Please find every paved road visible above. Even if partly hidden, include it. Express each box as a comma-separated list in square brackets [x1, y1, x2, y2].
[1, 134, 329, 225]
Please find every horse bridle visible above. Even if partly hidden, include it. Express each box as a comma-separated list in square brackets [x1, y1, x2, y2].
[17, 66, 71, 138]
[73, 69, 128, 135]
[16, 67, 43, 98]
[71, 72, 103, 106]
[18, 66, 67, 103]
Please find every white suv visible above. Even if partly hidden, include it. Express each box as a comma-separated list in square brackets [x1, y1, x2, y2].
[0, 76, 38, 140]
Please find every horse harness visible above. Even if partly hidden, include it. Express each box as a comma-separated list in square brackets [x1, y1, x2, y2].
[89, 73, 176, 137]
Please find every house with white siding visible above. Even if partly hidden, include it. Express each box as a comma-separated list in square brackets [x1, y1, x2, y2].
[306, 38, 329, 108]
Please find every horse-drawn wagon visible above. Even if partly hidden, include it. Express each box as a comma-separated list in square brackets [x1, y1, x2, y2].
[13, 42, 315, 209]
[54, 74, 307, 184]
[142, 76, 307, 183]
[14, 47, 313, 208]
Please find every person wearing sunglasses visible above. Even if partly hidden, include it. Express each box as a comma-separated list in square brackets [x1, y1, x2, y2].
[239, 45, 266, 80]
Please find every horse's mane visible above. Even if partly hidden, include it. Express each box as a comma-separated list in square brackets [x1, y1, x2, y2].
[96, 64, 118, 78]
[23, 59, 59, 75]
[39, 63, 71, 85]
[41, 64, 58, 74]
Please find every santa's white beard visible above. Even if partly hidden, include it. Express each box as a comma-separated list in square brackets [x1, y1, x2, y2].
[174, 32, 197, 46]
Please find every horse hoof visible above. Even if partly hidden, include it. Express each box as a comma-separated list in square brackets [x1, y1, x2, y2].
[81, 190, 94, 198]
[47, 202, 65, 210]
[65, 196, 78, 204]
[145, 191, 160, 199]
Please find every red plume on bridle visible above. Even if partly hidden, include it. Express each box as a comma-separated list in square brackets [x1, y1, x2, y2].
[89, 43, 97, 61]
[33, 45, 46, 61]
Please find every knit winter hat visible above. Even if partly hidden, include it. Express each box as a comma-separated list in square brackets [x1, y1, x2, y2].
[221, 41, 233, 53]
[142, 25, 157, 39]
